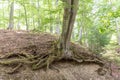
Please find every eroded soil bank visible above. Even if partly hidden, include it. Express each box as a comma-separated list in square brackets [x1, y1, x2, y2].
[0, 30, 119, 80]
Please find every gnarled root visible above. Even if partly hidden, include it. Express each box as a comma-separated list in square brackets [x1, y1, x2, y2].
[6, 63, 22, 74]
[0, 48, 62, 74]
[0, 43, 107, 74]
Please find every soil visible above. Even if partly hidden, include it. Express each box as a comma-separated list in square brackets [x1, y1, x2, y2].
[0, 30, 119, 80]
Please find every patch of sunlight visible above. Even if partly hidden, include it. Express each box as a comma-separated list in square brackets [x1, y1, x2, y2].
[20, 26, 26, 30]
[110, 34, 117, 44]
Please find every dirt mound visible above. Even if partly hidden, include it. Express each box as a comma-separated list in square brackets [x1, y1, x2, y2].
[0, 30, 56, 56]
[0, 30, 119, 80]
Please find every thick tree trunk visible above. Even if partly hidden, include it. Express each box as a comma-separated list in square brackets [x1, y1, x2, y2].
[59, 0, 79, 56]
[7, 1, 14, 30]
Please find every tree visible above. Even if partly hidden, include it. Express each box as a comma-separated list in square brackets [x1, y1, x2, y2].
[115, 18, 120, 45]
[59, 0, 79, 57]
[7, 1, 14, 30]
[37, 0, 41, 29]
[17, 0, 29, 31]
[23, 4, 29, 30]
[0, 0, 109, 74]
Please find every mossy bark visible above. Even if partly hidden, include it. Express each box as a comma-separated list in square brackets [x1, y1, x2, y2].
[59, 0, 79, 58]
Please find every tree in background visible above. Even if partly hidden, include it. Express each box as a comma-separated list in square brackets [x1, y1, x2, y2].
[115, 18, 120, 45]
[23, 4, 29, 30]
[7, 1, 14, 30]
[37, 0, 40, 29]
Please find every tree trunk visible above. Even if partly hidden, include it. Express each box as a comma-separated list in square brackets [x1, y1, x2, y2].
[17, 10, 21, 30]
[59, 0, 79, 56]
[17, 21, 20, 30]
[23, 4, 29, 31]
[33, 17, 35, 30]
[37, 0, 41, 29]
[2, 3, 5, 29]
[7, 1, 14, 30]
[48, 1, 53, 33]
[78, 26, 83, 44]
[115, 18, 120, 45]
[55, 1, 60, 35]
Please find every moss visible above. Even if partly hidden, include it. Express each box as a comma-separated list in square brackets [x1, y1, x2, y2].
[0, 42, 109, 75]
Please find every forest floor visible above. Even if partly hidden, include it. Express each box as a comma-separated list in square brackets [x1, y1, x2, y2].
[0, 30, 119, 80]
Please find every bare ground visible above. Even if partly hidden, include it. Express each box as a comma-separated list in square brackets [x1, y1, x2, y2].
[0, 30, 119, 80]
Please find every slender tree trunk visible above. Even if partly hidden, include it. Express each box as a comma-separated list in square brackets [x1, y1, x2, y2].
[85, 31, 89, 47]
[50, 25, 53, 33]
[23, 4, 29, 31]
[115, 19, 120, 45]
[78, 12, 85, 44]
[78, 26, 83, 44]
[55, 16, 60, 35]
[2, 3, 5, 29]
[17, 10, 21, 30]
[59, 0, 79, 56]
[37, 0, 40, 29]
[55, 0, 60, 34]
[48, 1, 53, 33]
[8, 1, 14, 30]
[17, 21, 20, 30]
[33, 17, 35, 30]
[55, 26, 60, 34]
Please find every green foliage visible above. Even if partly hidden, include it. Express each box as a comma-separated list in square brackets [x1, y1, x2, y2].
[113, 9, 120, 18]
[88, 26, 111, 54]
[0, 0, 120, 54]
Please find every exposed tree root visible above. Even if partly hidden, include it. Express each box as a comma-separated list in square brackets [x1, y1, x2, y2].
[7, 63, 22, 74]
[0, 42, 109, 75]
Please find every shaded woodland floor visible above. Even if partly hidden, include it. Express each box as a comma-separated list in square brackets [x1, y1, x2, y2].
[0, 30, 119, 80]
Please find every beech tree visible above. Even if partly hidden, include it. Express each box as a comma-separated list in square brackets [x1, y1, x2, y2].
[59, 0, 79, 57]
[0, 1, 117, 76]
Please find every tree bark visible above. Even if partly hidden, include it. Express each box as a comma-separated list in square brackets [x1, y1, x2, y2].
[59, 0, 79, 55]
[23, 4, 29, 31]
[7, 1, 14, 30]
